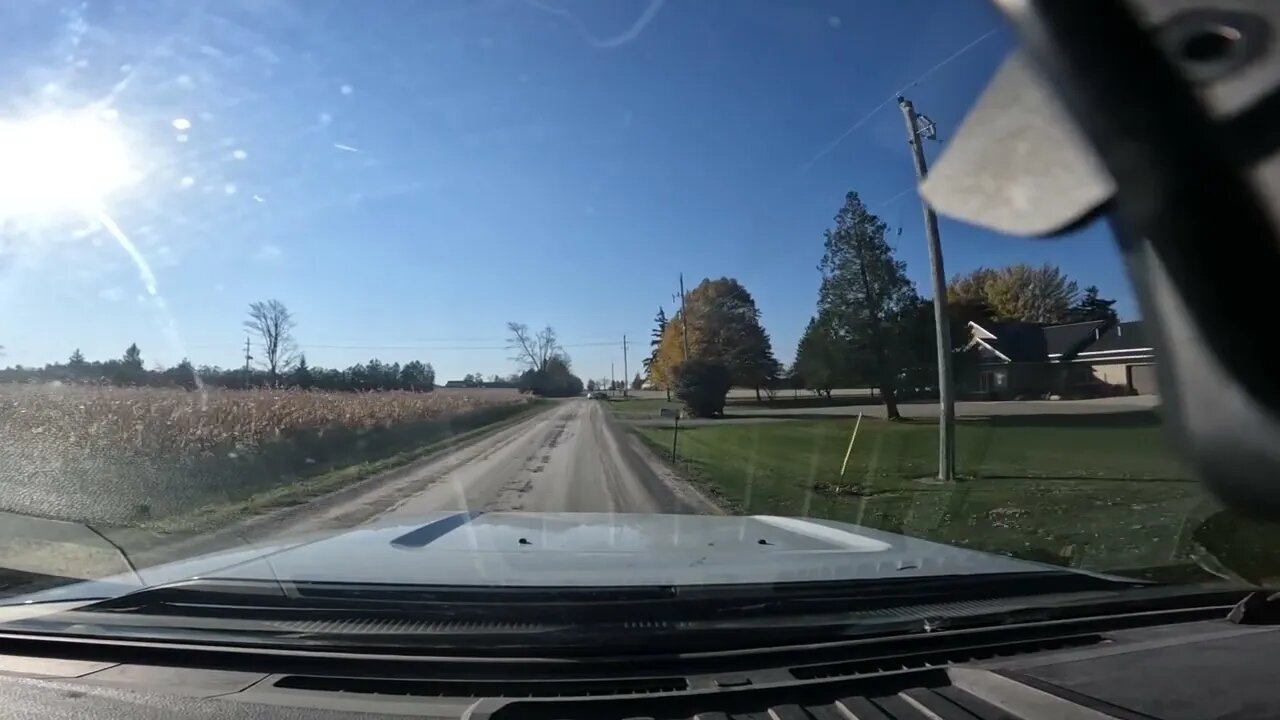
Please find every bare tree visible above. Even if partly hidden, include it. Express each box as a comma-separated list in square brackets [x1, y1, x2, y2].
[507, 322, 562, 372]
[244, 300, 298, 382]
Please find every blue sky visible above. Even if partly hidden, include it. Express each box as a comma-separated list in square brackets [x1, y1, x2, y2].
[0, 0, 1132, 383]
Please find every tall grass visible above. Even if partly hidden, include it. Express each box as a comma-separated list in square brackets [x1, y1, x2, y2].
[0, 385, 525, 524]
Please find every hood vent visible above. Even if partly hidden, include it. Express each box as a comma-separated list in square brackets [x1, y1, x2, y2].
[266, 617, 550, 635]
[273, 674, 688, 698]
[790, 632, 1104, 680]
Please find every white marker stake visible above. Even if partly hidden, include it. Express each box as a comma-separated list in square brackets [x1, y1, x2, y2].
[839, 413, 863, 479]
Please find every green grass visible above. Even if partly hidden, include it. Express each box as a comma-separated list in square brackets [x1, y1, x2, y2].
[724, 394, 883, 410]
[604, 396, 681, 417]
[635, 413, 1216, 574]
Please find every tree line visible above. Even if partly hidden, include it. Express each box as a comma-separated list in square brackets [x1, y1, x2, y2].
[0, 298, 440, 392]
[642, 191, 1119, 418]
[0, 301, 591, 398]
[0, 343, 437, 392]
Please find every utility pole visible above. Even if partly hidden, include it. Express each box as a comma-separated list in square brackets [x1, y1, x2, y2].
[897, 95, 955, 483]
[622, 334, 629, 397]
[242, 335, 253, 389]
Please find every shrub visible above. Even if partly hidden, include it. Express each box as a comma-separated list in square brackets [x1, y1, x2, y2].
[674, 360, 731, 417]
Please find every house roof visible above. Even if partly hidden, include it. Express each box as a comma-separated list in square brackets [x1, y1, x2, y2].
[968, 319, 1153, 364]
[1085, 321, 1148, 353]
[1043, 320, 1110, 356]
[978, 322, 1049, 362]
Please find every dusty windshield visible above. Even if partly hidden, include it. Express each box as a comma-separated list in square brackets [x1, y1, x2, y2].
[0, 0, 1268, 608]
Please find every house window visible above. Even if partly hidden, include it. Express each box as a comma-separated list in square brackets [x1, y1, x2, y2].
[978, 369, 1007, 393]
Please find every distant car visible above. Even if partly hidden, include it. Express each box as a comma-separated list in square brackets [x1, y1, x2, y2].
[590, 392, 608, 400]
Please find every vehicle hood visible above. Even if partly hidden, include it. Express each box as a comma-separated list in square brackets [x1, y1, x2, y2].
[11, 512, 1075, 604]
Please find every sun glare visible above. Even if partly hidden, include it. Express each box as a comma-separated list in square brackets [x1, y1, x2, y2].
[0, 110, 135, 220]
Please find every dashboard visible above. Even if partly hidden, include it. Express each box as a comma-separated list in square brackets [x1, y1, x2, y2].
[0, 603, 1271, 719]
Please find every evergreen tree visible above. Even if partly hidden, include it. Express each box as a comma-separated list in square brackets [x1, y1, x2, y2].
[1069, 285, 1119, 323]
[813, 192, 919, 419]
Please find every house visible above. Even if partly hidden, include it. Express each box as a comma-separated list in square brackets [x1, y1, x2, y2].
[961, 319, 1156, 399]
[442, 380, 469, 389]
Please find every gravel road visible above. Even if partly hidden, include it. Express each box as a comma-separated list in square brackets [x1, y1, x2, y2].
[267, 398, 718, 541]
[379, 399, 714, 517]
[4, 399, 720, 579]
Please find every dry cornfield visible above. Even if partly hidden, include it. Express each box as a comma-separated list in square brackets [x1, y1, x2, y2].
[0, 385, 526, 524]
[0, 385, 520, 455]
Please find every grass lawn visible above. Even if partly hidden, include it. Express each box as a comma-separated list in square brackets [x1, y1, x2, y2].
[604, 396, 680, 417]
[634, 413, 1215, 574]
[605, 394, 877, 419]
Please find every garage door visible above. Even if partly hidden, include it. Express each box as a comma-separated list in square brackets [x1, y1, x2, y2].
[1127, 364, 1158, 395]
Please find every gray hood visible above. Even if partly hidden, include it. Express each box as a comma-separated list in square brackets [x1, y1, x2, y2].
[12, 512, 1068, 605]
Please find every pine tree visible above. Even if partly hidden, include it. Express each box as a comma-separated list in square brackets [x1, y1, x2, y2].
[643, 306, 669, 398]
[1069, 285, 1118, 323]
[642, 307, 667, 377]
[122, 343, 143, 369]
[814, 192, 919, 419]
[290, 354, 314, 388]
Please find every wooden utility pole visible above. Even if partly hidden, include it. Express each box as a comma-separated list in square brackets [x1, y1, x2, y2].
[622, 334, 629, 397]
[897, 95, 955, 482]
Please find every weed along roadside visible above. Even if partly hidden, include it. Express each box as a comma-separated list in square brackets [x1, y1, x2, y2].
[621, 401, 1208, 574]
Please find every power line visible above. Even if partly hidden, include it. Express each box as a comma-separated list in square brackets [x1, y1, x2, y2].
[900, 27, 1001, 94]
[870, 186, 917, 212]
[800, 26, 1000, 172]
[188, 339, 639, 352]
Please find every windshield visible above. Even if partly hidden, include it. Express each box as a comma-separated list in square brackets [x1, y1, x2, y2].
[0, 0, 1270, 624]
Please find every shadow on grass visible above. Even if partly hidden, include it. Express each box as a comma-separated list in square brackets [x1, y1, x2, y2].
[723, 412, 875, 422]
[974, 474, 1193, 482]
[727, 395, 883, 410]
[963, 410, 1163, 429]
